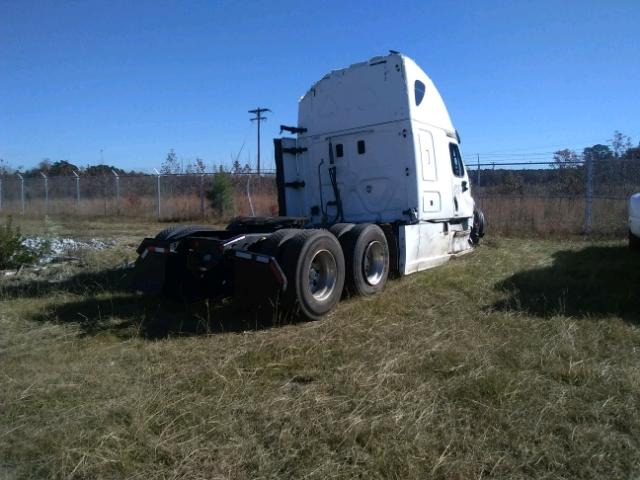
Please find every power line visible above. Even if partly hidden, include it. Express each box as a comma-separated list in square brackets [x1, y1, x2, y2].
[463, 142, 617, 159]
[463, 151, 564, 158]
[464, 140, 609, 155]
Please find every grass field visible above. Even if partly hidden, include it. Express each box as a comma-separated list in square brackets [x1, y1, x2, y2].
[1, 217, 639, 479]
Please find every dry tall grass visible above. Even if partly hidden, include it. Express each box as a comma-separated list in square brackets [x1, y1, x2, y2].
[1, 218, 639, 479]
[476, 195, 628, 236]
[0, 183, 631, 236]
[0, 183, 278, 222]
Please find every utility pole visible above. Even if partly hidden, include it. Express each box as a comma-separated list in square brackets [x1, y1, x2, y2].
[248, 107, 271, 175]
[584, 155, 593, 235]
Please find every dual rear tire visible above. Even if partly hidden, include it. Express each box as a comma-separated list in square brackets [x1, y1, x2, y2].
[275, 230, 345, 320]
[259, 224, 390, 319]
[339, 224, 390, 297]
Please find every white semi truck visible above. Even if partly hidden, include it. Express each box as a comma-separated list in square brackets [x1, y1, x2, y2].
[134, 52, 485, 319]
[630, 193, 640, 249]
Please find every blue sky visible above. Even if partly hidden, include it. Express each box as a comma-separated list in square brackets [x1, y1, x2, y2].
[1, 0, 639, 172]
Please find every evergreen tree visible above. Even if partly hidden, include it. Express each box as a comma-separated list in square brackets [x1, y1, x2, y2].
[206, 170, 234, 217]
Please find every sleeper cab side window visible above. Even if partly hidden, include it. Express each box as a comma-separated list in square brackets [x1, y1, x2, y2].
[449, 143, 465, 177]
[335, 143, 343, 157]
[357, 140, 365, 154]
[414, 80, 426, 106]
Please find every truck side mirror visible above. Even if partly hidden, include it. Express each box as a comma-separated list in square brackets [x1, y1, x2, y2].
[462, 181, 468, 192]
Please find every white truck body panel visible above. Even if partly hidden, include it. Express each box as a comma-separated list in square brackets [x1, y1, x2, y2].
[281, 53, 476, 275]
[630, 193, 640, 237]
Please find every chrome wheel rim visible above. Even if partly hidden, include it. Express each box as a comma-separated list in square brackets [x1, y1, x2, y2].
[363, 241, 385, 286]
[308, 249, 337, 301]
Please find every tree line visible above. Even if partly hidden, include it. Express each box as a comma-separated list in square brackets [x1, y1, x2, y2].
[472, 131, 640, 195]
[0, 148, 256, 178]
[0, 158, 130, 178]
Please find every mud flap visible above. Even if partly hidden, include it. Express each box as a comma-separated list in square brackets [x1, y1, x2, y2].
[233, 251, 287, 305]
[134, 250, 168, 296]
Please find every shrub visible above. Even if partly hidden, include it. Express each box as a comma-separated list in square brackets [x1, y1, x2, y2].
[207, 171, 234, 217]
[0, 217, 36, 269]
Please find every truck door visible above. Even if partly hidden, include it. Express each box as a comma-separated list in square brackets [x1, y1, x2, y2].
[417, 129, 442, 219]
[448, 142, 474, 218]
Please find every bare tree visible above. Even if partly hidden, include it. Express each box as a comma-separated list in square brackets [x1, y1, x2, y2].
[553, 149, 579, 169]
[0, 158, 12, 175]
[194, 158, 206, 174]
[609, 131, 633, 158]
[185, 157, 207, 174]
[160, 149, 181, 174]
[553, 149, 582, 194]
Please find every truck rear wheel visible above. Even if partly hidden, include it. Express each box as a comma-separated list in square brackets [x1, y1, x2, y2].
[279, 230, 345, 320]
[155, 225, 206, 241]
[329, 223, 355, 239]
[470, 209, 485, 245]
[341, 224, 389, 296]
[258, 228, 300, 256]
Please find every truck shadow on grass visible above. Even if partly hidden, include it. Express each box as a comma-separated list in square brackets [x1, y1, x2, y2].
[1, 265, 134, 300]
[34, 294, 290, 339]
[4, 267, 298, 339]
[493, 245, 640, 322]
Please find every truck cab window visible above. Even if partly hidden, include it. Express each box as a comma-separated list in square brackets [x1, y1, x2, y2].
[449, 143, 464, 177]
[357, 140, 366, 154]
[414, 80, 425, 106]
[336, 143, 343, 157]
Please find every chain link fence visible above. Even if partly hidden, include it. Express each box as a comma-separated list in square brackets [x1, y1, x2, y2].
[472, 155, 640, 235]
[0, 172, 278, 221]
[1, 157, 639, 235]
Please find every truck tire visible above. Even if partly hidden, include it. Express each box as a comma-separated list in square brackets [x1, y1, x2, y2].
[155, 225, 206, 241]
[340, 224, 389, 296]
[470, 209, 485, 245]
[630, 230, 640, 251]
[329, 223, 355, 239]
[258, 228, 300, 257]
[279, 229, 345, 320]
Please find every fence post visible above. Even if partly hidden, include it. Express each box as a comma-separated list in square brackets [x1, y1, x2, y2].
[16, 173, 24, 214]
[246, 173, 255, 216]
[112, 170, 120, 215]
[583, 156, 593, 235]
[72, 170, 80, 212]
[154, 168, 161, 220]
[40, 171, 49, 214]
[200, 174, 205, 219]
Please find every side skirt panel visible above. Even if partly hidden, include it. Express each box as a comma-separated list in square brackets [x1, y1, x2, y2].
[398, 220, 472, 275]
